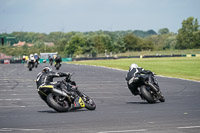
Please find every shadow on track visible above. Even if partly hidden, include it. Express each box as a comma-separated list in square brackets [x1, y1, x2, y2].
[126, 102, 158, 104]
[38, 109, 88, 113]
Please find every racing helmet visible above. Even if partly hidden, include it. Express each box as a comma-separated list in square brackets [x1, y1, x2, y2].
[30, 54, 34, 58]
[42, 66, 52, 72]
[129, 63, 138, 71]
[34, 53, 38, 56]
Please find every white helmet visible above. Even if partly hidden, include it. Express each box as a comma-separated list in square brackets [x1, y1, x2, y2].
[30, 54, 34, 57]
[34, 53, 38, 56]
[129, 64, 138, 71]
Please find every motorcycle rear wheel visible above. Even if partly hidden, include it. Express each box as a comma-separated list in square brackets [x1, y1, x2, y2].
[47, 93, 70, 112]
[140, 85, 156, 103]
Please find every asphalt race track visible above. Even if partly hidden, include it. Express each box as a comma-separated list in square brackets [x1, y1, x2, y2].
[0, 63, 200, 133]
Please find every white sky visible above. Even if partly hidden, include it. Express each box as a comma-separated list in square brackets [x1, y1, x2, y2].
[0, 0, 200, 33]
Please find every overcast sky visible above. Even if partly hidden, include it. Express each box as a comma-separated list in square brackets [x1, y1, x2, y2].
[0, 0, 200, 34]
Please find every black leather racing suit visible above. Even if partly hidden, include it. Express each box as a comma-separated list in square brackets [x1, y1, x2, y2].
[125, 67, 155, 95]
[36, 71, 69, 89]
[55, 56, 62, 63]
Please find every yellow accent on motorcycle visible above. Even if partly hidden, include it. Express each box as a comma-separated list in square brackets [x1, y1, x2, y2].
[39, 85, 54, 89]
[78, 97, 85, 107]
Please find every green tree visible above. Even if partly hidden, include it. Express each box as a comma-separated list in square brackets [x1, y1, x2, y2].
[158, 28, 169, 35]
[64, 35, 86, 57]
[123, 34, 140, 51]
[176, 17, 200, 49]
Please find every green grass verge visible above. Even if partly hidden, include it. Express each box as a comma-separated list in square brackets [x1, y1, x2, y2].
[69, 57, 200, 81]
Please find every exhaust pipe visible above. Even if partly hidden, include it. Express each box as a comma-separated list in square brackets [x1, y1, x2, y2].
[52, 88, 72, 103]
[146, 82, 159, 92]
[52, 88, 68, 97]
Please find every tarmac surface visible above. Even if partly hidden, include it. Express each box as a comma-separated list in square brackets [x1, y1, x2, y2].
[0, 63, 200, 133]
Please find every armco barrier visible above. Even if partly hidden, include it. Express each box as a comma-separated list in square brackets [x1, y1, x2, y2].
[0, 58, 72, 64]
[39, 58, 72, 63]
[142, 54, 182, 58]
[73, 54, 184, 61]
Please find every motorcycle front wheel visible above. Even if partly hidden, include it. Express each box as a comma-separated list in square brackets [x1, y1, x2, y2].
[81, 93, 96, 110]
[46, 93, 70, 112]
[159, 95, 165, 102]
[140, 85, 156, 103]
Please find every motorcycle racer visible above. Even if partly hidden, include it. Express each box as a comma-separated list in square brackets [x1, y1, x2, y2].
[36, 67, 78, 98]
[55, 55, 62, 65]
[27, 54, 35, 68]
[125, 64, 159, 96]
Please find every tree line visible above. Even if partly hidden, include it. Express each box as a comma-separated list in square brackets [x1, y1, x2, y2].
[0, 17, 199, 57]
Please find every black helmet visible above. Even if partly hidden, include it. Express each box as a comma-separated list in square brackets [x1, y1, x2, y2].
[42, 66, 52, 72]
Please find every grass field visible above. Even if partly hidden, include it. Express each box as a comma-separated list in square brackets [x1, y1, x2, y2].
[70, 57, 200, 81]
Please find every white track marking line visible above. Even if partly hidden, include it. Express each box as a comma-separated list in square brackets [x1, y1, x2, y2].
[177, 126, 200, 129]
[97, 129, 147, 133]
[0, 99, 21, 101]
[0, 104, 47, 108]
[0, 128, 43, 131]
[0, 90, 15, 92]
[0, 106, 26, 108]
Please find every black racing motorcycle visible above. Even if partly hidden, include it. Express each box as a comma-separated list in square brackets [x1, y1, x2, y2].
[55, 62, 61, 70]
[35, 59, 39, 68]
[27, 60, 35, 71]
[49, 58, 53, 66]
[126, 72, 165, 103]
[37, 73, 96, 112]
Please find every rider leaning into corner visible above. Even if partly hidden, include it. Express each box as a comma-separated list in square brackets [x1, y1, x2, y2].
[125, 64, 161, 96]
[36, 66, 79, 98]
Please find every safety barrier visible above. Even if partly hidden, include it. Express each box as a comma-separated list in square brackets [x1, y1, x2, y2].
[73, 54, 200, 61]
[39, 58, 72, 63]
[0, 58, 72, 64]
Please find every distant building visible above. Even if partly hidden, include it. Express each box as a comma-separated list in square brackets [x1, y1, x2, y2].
[0, 53, 12, 59]
[13, 41, 33, 47]
[44, 42, 54, 47]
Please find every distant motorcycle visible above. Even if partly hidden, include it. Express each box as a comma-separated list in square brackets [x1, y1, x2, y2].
[49, 58, 53, 66]
[126, 72, 165, 103]
[27, 60, 35, 71]
[37, 73, 96, 112]
[55, 62, 61, 70]
[35, 59, 39, 68]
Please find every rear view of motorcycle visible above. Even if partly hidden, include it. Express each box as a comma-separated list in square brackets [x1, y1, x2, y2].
[37, 73, 96, 112]
[126, 72, 165, 103]
[55, 62, 61, 70]
[49, 58, 53, 66]
[27, 60, 34, 71]
[34, 59, 39, 68]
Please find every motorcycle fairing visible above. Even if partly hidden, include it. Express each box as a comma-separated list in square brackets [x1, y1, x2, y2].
[72, 97, 85, 109]
[38, 85, 54, 96]
[78, 97, 85, 107]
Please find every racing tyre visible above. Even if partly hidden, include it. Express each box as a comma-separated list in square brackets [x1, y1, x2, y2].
[159, 95, 165, 102]
[29, 66, 32, 71]
[81, 93, 96, 110]
[140, 85, 156, 103]
[55, 63, 60, 70]
[47, 93, 70, 112]
[56, 65, 59, 70]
